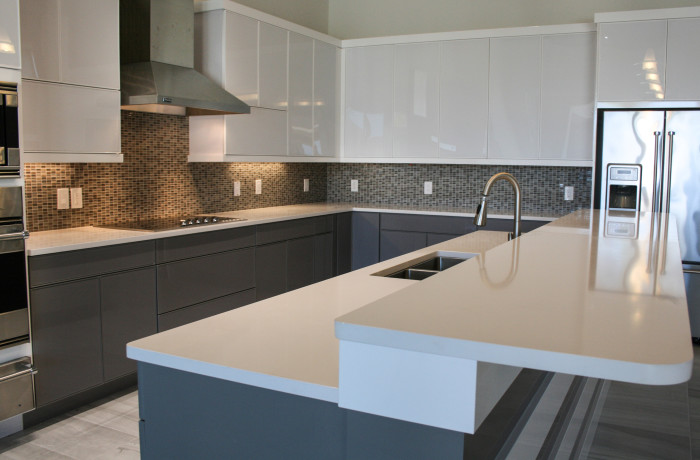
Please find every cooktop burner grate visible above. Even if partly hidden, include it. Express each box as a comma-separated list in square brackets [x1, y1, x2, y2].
[97, 216, 246, 232]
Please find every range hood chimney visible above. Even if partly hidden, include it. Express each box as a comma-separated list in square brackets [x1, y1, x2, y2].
[119, 0, 250, 116]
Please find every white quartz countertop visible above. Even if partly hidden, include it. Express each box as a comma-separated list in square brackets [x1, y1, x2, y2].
[127, 209, 693, 406]
[126, 229, 510, 402]
[336, 210, 693, 386]
[25, 203, 554, 256]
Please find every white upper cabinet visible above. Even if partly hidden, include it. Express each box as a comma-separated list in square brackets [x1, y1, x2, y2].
[0, 0, 21, 70]
[195, 10, 288, 110]
[438, 39, 489, 159]
[393, 43, 439, 158]
[597, 20, 667, 102]
[190, 5, 339, 161]
[288, 32, 314, 156]
[313, 40, 338, 157]
[344, 45, 394, 159]
[259, 22, 288, 110]
[540, 33, 596, 161]
[19, 0, 121, 162]
[20, 0, 119, 89]
[487, 35, 541, 160]
[665, 18, 700, 101]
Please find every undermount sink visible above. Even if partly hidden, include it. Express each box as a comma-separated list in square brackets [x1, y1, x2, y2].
[373, 252, 477, 281]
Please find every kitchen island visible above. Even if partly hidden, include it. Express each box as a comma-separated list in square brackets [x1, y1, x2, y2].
[126, 209, 693, 459]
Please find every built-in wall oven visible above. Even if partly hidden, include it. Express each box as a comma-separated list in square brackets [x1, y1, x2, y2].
[0, 186, 35, 420]
[0, 82, 20, 178]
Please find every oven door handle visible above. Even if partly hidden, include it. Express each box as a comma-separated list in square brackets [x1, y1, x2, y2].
[0, 231, 29, 242]
[0, 366, 37, 383]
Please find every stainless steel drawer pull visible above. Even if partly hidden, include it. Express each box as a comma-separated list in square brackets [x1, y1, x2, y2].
[0, 230, 29, 242]
[684, 269, 700, 275]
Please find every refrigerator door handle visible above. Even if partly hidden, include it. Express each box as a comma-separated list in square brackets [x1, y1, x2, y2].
[663, 131, 676, 214]
[652, 131, 663, 212]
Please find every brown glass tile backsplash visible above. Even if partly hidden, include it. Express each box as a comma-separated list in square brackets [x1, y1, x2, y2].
[24, 111, 327, 232]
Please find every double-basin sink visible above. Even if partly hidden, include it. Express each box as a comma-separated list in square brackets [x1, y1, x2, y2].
[372, 251, 477, 281]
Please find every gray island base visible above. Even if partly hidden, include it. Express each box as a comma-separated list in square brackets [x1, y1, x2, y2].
[137, 363, 549, 459]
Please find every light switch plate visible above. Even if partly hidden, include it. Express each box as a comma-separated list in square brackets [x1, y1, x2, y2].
[255, 179, 262, 195]
[564, 186, 574, 201]
[303, 179, 309, 192]
[424, 181, 433, 195]
[351, 179, 358, 192]
[234, 181, 241, 196]
[70, 188, 83, 209]
[57, 188, 69, 209]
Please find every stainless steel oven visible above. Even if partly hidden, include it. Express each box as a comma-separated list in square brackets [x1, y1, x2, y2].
[0, 82, 20, 177]
[0, 186, 34, 421]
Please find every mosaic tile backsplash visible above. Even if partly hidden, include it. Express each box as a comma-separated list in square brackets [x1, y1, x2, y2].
[326, 163, 592, 217]
[24, 111, 327, 232]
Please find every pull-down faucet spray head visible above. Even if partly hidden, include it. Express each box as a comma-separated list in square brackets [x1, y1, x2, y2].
[474, 195, 488, 227]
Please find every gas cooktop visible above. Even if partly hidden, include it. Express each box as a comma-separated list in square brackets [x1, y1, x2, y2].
[98, 215, 247, 232]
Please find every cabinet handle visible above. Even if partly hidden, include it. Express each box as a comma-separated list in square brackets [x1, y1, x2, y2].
[0, 366, 36, 383]
[0, 231, 29, 242]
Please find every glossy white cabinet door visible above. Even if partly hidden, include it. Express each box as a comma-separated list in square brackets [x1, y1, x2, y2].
[59, 0, 119, 89]
[224, 12, 259, 106]
[19, 0, 60, 80]
[226, 108, 287, 156]
[288, 32, 314, 156]
[344, 46, 394, 158]
[488, 36, 541, 160]
[22, 80, 120, 154]
[540, 33, 595, 161]
[189, 115, 225, 160]
[666, 18, 700, 101]
[194, 10, 225, 86]
[393, 43, 439, 158]
[439, 39, 489, 159]
[597, 21, 667, 101]
[313, 40, 338, 157]
[259, 22, 288, 110]
[0, 0, 20, 69]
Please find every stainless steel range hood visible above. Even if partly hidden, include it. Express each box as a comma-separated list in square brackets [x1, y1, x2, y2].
[120, 0, 250, 116]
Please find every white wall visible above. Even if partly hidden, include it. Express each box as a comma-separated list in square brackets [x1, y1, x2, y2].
[328, 0, 700, 39]
[232, 0, 329, 33]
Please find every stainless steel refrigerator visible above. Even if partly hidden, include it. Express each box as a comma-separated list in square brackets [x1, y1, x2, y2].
[594, 109, 700, 338]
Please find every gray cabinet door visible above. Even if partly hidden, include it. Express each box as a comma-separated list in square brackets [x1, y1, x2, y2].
[314, 233, 334, 282]
[158, 288, 257, 332]
[255, 242, 287, 301]
[101, 267, 157, 381]
[287, 236, 315, 291]
[351, 213, 380, 270]
[426, 233, 462, 246]
[380, 230, 427, 261]
[335, 213, 352, 275]
[30, 279, 103, 406]
[157, 248, 256, 314]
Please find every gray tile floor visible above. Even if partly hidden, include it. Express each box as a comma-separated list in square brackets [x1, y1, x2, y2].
[0, 347, 698, 459]
[0, 389, 140, 459]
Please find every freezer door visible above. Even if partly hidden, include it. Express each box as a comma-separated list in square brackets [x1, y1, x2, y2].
[598, 110, 665, 212]
[666, 110, 700, 264]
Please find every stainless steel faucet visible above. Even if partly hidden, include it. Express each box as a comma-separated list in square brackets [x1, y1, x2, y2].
[474, 172, 522, 240]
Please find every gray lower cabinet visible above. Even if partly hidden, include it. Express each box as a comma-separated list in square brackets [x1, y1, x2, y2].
[255, 242, 287, 301]
[335, 212, 352, 275]
[314, 232, 335, 282]
[379, 230, 428, 261]
[351, 212, 380, 270]
[30, 279, 103, 406]
[101, 267, 157, 381]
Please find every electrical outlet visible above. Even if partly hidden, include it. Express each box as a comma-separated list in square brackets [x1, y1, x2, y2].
[255, 179, 262, 195]
[57, 188, 70, 209]
[564, 186, 574, 201]
[351, 179, 358, 192]
[234, 181, 241, 196]
[424, 181, 433, 195]
[303, 178, 309, 192]
[70, 188, 83, 208]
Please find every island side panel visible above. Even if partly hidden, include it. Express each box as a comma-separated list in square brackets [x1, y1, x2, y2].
[136, 363, 468, 459]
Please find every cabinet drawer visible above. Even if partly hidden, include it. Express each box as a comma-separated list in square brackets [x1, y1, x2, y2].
[157, 247, 255, 314]
[29, 241, 155, 287]
[380, 213, 469, 235]
[156, 225, 256, 263]
[158, 288, 256, 332]
[256, 216, 333, 245]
